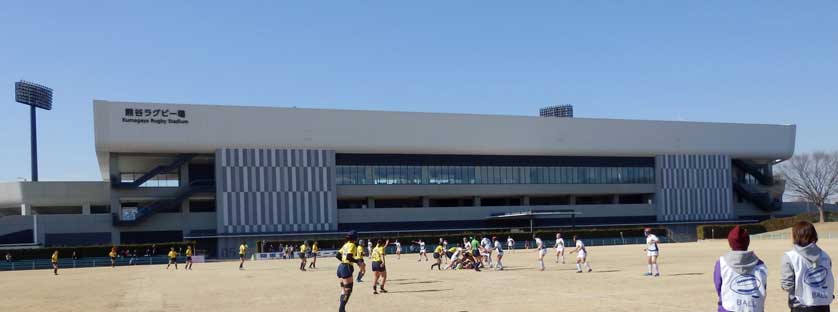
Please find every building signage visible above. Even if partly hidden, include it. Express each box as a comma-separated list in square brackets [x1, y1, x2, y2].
[122, 108, 189, 125]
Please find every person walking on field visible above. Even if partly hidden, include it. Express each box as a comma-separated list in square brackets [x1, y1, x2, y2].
[109, 246, 118, 268]
[569, 235, 592, 273]
[238, 241, 248, 270]
[780, 221, 834, 312]
[166, 247, 178, 270]
[309, 241, 319, 269]
[299, 241, 309, 271]
[713, 225, 767, 312]
[51, 250, 59, 275]
[555, 233, 566, 264]
[643, 228, 661, 277]
[185, 245, 194, 270]
[507, 236, 515, 253]
[371, 239, 389, 294]
[337, 231, 360, 312]
[394, 240, 402, 260]
[535, 236, 546, 271]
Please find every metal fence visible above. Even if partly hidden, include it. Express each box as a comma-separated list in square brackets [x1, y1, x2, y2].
[751, 232, 838, 240]
[0, 256, 174, 272]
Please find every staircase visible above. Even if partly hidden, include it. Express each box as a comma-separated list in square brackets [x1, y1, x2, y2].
[113, 179, 215, 226]
[731, 159, 781, 212]
[111, 154, 197, 189]
[732, 159, 773, 185]
[732, 183, 781, 211]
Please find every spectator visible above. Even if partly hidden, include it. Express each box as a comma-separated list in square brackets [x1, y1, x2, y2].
[145, 248, 151, 257]
[72, 251, 78, 260]
[780, 221, 834, 311]
[4, 252, 11, 262]
[714, 225, 767, 312]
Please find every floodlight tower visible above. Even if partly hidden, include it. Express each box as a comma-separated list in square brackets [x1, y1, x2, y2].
[14, 80, 53, 182]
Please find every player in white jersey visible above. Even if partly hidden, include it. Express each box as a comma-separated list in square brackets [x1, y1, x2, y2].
[394, 240, 402, 260]
[442, 240, 449, 264]
[535, 237, 546, 271]
[413, 240, 428, 262]
[507, 236, 515, 253]
[480, 236, 493, 268]
[492, 237, 505, 270]
[643, 228, 660, 277]
[367, 240, 373, 258]
[569, 235, 592, 273]
[446, 245, 464, 270]
[554, 233, 566, 264]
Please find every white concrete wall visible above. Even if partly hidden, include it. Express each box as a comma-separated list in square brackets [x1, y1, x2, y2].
[94, 100, 796, 179]
[0, 182, 110, 209]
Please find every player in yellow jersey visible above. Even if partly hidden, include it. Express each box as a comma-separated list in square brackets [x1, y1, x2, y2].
[51, 250, 59, 275]
[166, 247, 178, 270]
[371, 239, 390, 294]
[185, 245, 194, 270]
[308, 241, 319, 269]
[336, 231, 359, 312]
[238, 241, 247, 270]
[109, 246, 117, 268]
[431, 243, 444, 270]
[355, 240, 367, 283]
[299, 241, 309, 271]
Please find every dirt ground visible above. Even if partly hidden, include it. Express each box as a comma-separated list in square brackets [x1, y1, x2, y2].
[3, 228, 838, 311]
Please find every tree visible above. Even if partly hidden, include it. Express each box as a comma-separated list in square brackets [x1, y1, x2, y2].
[778, 152, 838, 223]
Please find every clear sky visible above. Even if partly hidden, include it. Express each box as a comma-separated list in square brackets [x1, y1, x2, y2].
[1, 1, 836, 181]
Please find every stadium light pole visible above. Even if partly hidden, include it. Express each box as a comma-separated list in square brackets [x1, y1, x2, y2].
[14, 80, 53, 182]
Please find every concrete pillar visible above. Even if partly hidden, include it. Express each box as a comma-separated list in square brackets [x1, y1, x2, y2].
[20, 203, 32, 216]
[182, 200, 191, 238]
[82, 203, 91, 215]
[474, 197, 481, 207]
[109, 154, 122, 219]
[422, 197, 430, 207]
[180, 160, 190, 187]
[112, 229, 121, 245]
[366, 197, 375, 209]
[569, 195, 576, 205]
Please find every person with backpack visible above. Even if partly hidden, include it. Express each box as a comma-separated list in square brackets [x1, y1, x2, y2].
[780, 221, 834, 311]
[713, 225, 767, 312]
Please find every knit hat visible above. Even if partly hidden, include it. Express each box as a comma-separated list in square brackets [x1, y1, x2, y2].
[727, 226, 750, 251]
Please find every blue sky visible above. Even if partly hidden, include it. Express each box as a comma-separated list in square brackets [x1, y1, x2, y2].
[1, 1, 836, 181]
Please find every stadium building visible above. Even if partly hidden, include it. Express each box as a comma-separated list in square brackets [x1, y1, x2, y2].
[0, 100, 797, 257]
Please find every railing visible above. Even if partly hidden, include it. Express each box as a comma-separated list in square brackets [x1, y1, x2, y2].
[733, 182, 781, 212]
[113, 179, 215, 226]
[732, 159, 773, 185]
[112, 154, 196, 189]
[751, 232, 838, 240]
[0, 256, 176, 272]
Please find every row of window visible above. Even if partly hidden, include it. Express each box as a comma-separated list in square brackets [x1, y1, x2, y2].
[336, 166, 655, 185]
[119, 172, 180, 188]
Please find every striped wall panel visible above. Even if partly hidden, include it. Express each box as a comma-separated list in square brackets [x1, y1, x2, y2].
[216, 148, 337, 234]
[655, 155, 733, 222]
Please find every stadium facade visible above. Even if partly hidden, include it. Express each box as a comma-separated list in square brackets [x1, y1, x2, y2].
[0, 100, 797, 257]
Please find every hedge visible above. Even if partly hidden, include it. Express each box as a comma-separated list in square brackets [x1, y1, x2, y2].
[696, 211, 838, 240]
[3, 241, 195, 261]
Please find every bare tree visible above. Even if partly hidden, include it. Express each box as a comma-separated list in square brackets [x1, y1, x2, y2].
[778, 152, 838, 222]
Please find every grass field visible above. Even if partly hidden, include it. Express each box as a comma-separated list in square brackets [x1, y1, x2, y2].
[3, 226, 838, 311]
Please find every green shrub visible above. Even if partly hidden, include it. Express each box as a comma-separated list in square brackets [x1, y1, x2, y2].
[696, 211, 838, 240]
